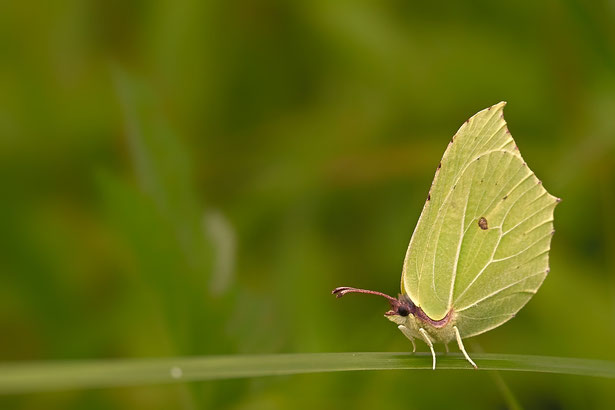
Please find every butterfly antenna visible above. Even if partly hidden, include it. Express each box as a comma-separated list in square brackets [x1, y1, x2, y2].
[332, 287, 398, 304]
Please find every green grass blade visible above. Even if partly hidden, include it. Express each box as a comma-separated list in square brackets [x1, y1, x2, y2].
[2, 353, 614, 395]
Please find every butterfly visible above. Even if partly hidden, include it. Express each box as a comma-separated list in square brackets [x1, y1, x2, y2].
[333, 102, 559, 369]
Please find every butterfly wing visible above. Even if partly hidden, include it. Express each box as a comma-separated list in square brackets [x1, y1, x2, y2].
[402, 102, 558, 337]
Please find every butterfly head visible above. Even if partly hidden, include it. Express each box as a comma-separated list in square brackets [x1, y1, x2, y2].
[331, 286, 415, 317]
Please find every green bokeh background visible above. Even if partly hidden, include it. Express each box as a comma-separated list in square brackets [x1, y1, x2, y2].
[2, 1, 615, 409]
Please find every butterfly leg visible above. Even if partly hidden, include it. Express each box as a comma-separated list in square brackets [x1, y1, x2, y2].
[418, 328, 436, 370]
[453, 325, 478, 369]
[397, 325, 417, 352]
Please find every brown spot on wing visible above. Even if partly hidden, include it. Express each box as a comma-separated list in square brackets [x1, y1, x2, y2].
[478, 217, 488, 230]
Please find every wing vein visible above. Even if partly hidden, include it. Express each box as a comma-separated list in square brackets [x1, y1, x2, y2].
[456, 271, 546, 312]
[502, 196, 553, 236]
[466, 110, 505, 159]
[491, 231, 553, 263]
[430, 214, 447, 306]
[447, 171, 472, 308]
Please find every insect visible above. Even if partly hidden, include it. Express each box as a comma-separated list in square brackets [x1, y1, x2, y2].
[333, 102, 559, 369]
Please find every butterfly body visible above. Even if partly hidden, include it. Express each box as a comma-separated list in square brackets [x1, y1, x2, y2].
[333, 102, 559, 369]
[385, 300, 456, 344]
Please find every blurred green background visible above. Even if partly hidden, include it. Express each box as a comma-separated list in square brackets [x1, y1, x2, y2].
[1, 1, 615, 409]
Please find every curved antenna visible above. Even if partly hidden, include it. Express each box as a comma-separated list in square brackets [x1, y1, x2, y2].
[331, 287, 398, 304]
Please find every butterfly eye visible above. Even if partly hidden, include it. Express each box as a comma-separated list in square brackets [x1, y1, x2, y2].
[397, 305, 410, 317]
